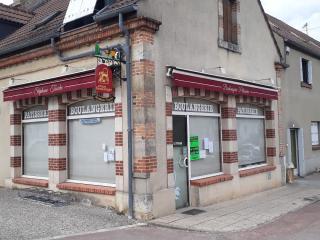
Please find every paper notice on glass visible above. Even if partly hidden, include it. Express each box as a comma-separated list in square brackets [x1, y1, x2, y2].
[200, 150, 206, 159]
[104, 152, 109, 163]
[203, 138, 209, 150]
[108, 149, 115, 162]
[208, 141, 214, 153]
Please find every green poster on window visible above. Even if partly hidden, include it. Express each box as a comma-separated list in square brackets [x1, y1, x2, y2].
[190, 136, 200, 161]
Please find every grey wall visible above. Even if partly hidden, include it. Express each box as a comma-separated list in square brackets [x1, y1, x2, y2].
[279, 40, 320, 175]
[137, 0, 280, 190]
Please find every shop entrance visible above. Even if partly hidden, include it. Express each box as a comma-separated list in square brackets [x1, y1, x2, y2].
[290, 129, 300, 176]
[173, 115, 189, 209]
[172, 99, 222, 209]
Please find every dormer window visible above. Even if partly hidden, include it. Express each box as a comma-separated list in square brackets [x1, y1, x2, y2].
[218, 0, 241, 53]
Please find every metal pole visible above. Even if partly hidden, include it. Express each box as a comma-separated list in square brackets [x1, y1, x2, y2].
[119, 13, 134, 219]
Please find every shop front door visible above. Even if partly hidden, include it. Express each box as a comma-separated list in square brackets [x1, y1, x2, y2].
[173, 116, 189, 209]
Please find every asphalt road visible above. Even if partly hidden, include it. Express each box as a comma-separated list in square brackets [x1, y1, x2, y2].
[57, 202, 320, 240]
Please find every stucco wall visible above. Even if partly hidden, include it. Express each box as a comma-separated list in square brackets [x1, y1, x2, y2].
[280, 45, 320, 175]
[138, 0, 281, 193]
[0, 79, 10, 187]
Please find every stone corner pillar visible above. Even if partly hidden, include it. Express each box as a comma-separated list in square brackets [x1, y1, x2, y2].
[48, 96, 67, 190]
[221, 95, 239, 176]
[9, 102, 22, 181]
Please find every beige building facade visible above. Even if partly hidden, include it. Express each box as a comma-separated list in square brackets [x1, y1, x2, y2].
[0, 0, 283, 219]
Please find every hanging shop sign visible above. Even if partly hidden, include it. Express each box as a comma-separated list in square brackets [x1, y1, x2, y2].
[190, 136, 200, 161]
[23, 106, 48, 120]
[95, 64, 113, 94]
[68, 100, 115, 117]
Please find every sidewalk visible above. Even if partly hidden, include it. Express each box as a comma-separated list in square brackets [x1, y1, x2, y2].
[151, 173, 320, 232]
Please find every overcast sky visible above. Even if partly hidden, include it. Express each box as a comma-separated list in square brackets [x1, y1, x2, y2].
[0, 0, 320, 40]
[261, 0, 320, 40]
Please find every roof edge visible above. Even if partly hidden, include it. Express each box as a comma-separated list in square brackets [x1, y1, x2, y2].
[257, 0, 283, 61]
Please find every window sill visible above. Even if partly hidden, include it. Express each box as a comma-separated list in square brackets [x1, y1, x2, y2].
[218, 39, 241, 53]
[239, 165, 276, 178]
[57, 182, 116, 196]
[190, 174, 233, 187]
[13, 177, 48, 188]
[312, 145, 320, 151]
[301, 82, 312, 89]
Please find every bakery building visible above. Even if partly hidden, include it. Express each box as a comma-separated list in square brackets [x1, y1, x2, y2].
[0, 0, 284, 219]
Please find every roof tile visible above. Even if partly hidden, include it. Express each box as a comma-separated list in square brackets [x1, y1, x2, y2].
[268, 14, 320, 58]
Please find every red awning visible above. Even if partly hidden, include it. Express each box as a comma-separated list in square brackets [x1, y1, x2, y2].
[171, 68, 278, 100]
[3, 70, 95, 102]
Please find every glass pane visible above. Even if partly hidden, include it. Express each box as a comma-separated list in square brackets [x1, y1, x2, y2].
[189, 116, 221, 178]
[23, 122, 48, 177]
[311, 123, 319, 145]
[237, 118, 266, 167]
[69, 117, 115, 184]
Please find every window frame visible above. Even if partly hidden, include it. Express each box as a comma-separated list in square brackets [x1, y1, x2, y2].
[218, 0, 241, 53]
[22, 107, 49, 180]
[311, 121, 320, 148]
[300, 57, 313, 86]
[223, 0, 237, 45]
[236, 108, 267, 169]
[66, 100, 116, 187]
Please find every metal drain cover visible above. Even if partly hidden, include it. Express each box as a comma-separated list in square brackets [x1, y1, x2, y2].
[182, 209, 206, 215]
[23, 195, 68, 207]
[18, 188, 74, 207]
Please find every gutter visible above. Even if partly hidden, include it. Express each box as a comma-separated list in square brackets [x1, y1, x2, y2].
[93, 5, 136, 220]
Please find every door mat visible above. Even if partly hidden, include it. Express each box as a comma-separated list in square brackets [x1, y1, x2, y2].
[181, 209, 206, 215]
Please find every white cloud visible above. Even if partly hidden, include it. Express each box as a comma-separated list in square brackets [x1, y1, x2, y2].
[261, 0, 320, 40]
[0, 0, 13, 5]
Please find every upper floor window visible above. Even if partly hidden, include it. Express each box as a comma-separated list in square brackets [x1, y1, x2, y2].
[223, 0, 237, 44]
[311, 122, 320, 151]
[300, 58, 312, 87]
[218, 0, 240, 52]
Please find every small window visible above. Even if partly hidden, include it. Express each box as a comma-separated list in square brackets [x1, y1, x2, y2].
[311, 122, 320, 146]
[300, 58, 312, 85]
[223, 0, 237, 44]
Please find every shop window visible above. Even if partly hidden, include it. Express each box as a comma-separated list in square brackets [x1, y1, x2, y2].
[67, 99, 116, 185]
[237, 104, 266, 168]
[311, 122, 320, 146]
[22, 106, 48, 178]
[189, 116, 222, 178]
[300, 58, 312, 87]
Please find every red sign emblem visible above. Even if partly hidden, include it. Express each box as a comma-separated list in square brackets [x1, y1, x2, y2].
[95, 65, 113, 94]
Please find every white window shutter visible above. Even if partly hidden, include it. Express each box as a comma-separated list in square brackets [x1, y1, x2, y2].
[308, 61, 313, 84]
[300, 57, 303, 82]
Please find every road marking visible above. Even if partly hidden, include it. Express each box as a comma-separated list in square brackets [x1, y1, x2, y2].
[38, 223, 147, 240]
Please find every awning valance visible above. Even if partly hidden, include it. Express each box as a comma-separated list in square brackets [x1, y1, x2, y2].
[3, 70, 95, 102]
[171, 68, 278, 100]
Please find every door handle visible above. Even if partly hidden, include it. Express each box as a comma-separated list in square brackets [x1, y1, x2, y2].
[179, 157, 188, 168]
[183, 157, 188, 168]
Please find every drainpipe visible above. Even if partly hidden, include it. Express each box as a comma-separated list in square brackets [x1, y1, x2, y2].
[118, 12, 134, 220]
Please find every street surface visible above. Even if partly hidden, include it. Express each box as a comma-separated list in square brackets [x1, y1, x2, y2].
[1, 174, 320, 240]
[56, 202, 320, 240]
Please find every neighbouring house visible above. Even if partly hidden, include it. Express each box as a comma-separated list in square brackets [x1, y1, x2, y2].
[0, 2, 34, 189]
[268, 15, 320, 177]
[0, 0, 283, 219]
